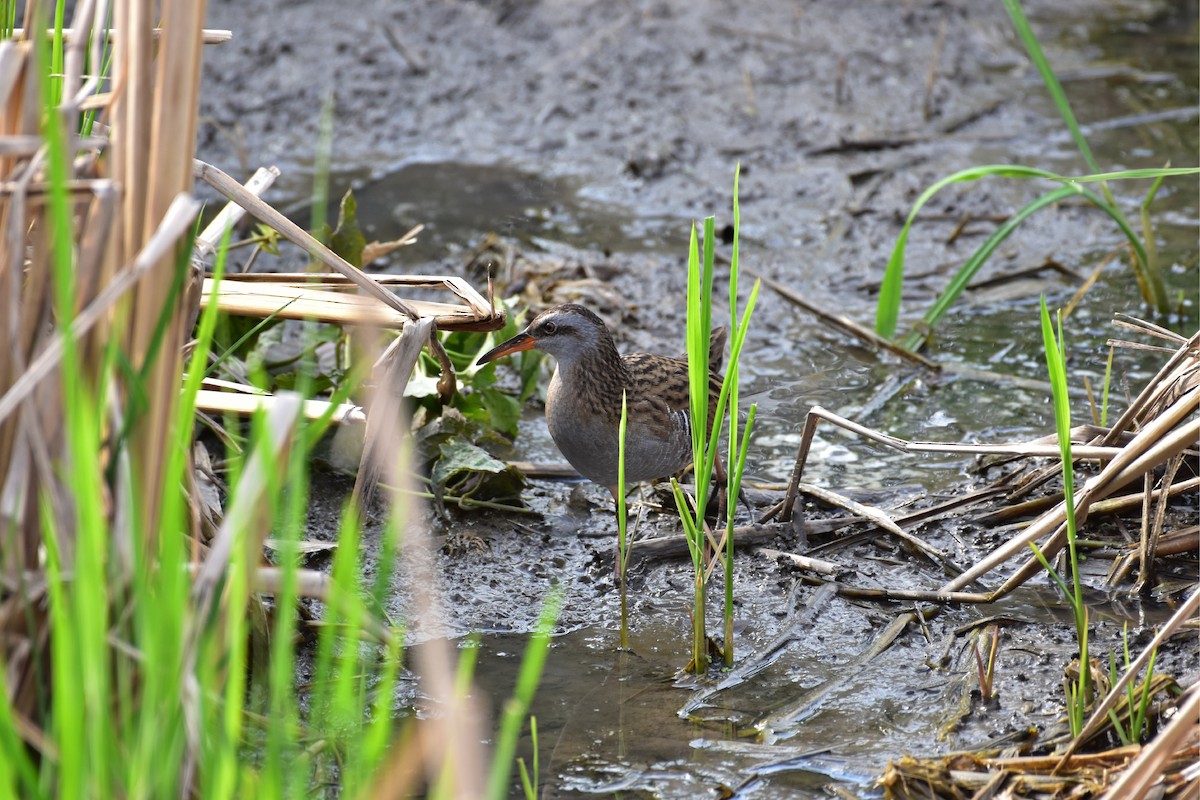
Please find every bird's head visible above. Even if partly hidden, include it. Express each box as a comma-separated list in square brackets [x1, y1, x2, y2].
[477, 304, 613, 365]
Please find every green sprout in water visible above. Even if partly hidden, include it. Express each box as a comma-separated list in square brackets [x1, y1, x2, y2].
[672, 165, 759, 673]
[1028, 297, 1089, 736]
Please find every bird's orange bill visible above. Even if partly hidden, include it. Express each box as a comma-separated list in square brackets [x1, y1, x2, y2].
[478, 331, 537, 364]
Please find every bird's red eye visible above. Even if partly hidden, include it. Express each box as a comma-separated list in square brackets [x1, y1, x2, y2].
[542, 322, 558, 335]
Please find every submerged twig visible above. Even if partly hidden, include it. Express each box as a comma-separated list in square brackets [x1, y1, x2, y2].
[792, 481, 966, 578]
[750, 269, 938, 370]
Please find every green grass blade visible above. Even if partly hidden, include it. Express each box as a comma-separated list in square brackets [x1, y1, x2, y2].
[878, 164, 1194, 343]
[42, 35, 119, 793]
[876, 164, 1061, 338]
[901, 185, 1072, 351]
[669, 479, 703, 569]
[516, 716, 539, 799]
[617, 391, 630, 648]
[1027, 540, 1074, 599]
[688, 219, 717, 518]
[704, 280, 760, 485]
[206, 299, 299, 378]
[618, 391, 628, 566]
[1072, 167, 1198, 182]
[723, 403, 756, 668]
[0, 670, 34, 795]
[487, 588, 562, 800]
[1039, 298, 1089, 713]
[1133, 643, 1159, 742]
[729, 165, 741, 341]
[901, 181, 1155, 351]
[1003, 0, 1099, 175]
[686, 224, 705, 465]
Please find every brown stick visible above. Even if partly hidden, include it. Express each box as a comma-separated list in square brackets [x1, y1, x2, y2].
[750, 269, 939, 370]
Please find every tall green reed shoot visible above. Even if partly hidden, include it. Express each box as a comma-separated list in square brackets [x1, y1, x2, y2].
[671, 167, 759, 672]
[671, 218, 716, 671]
[487, 588, 562, 800]
[720, 169, 759, 666]
[1028, 297, 1089, 736]
[39, 35, 122, 796]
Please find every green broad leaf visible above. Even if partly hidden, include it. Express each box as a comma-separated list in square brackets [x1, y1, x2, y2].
[431, 439, 526, 502]
[518, 352, 544, 402]
[404, 370, 444, 399]
[478, 386, 521, 438]
[470, 361, 498, 388]
[414, 407, 471, 456]
[323, 189, 367, 268]
[432, 439, 508, 483]
[474, 428, 515, 452]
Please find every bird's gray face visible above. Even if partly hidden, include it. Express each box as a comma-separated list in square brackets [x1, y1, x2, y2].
[523, 307, 604, 363]
[476, 304, 609, 366]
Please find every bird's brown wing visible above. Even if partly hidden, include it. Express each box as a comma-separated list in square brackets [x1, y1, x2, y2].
[624, 353, 723, 435]
[674, 327, 729, 373]
[709, 326, 728, 374]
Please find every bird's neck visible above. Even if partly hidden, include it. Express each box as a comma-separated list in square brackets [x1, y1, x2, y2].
[553, 336, 629, 409]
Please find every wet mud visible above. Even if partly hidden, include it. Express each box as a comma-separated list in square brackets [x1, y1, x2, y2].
[201, 0, 1198, 796]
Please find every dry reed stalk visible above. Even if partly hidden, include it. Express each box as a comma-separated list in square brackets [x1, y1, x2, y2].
[882, 741, 1199, 800]
[0, 0, 212, 743]
[200, 274, 504, 332]
[193, 389, 365, 424]
[194, 158, 424, 321]
[12, 26, 232, 45]
[117, 0, 208, 541]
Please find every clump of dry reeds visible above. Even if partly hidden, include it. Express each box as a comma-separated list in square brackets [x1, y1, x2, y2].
[0, 0, 209, 726]
[0, 2, 542, 794]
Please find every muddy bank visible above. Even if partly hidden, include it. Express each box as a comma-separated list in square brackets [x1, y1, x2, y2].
[201, 0, 1198, 796]
[200, 0, 1197, 297]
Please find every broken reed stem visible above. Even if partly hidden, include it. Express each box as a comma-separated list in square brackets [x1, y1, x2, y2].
[193, 159, 421, 321]
[13, 26, 232, 43]
[767, 404, 1127, 524]
[193, 165, 280, 262]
